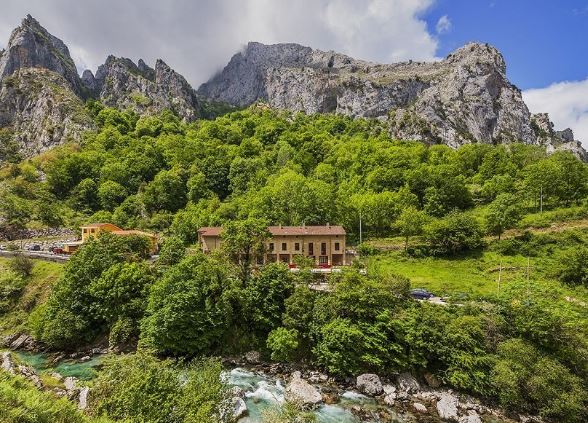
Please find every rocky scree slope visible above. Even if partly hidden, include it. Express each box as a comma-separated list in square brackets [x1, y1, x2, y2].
[200, 41, 586, 157]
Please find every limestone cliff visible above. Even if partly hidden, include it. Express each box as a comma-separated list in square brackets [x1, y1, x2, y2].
[0, 68, 94, 158]
[199, 42, 583, 156]
[84, 56, 205, 122]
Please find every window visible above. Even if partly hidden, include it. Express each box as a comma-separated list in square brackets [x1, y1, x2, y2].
[321, 242, 327, 255]
[319, 256, 328, 264]
[335, 242, 340, 251]
[294, 242, 300, 251]
[282, 242, 287, 251]
[269, 243, 274, 252]
[308, 243, 314, 255]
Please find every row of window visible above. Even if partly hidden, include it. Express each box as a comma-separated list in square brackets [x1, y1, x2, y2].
[268, 241, 340, 253]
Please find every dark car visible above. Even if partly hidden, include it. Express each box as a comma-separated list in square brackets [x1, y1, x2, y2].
[409, 288, 434, 300]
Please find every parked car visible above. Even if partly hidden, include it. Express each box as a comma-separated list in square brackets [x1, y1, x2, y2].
[409, 288, 434, 300]
[51, 247, 64, 255]
[29, 244, 41, 251]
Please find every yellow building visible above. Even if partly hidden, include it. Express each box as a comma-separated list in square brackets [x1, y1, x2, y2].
[63, 223, 159, 254]
[197, 224, 349, 268]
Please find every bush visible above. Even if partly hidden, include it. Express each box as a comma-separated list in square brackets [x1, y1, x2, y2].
[0, 271, 25, 300]
[552, 247, 588, 286]
[158, 236, 185, 265]
[90, 352, 226, 423]
[425, 211, 484, 255]
[9, 254, 33, 277]
[140, 254, 235, 355]
[267, 327, 299, 362]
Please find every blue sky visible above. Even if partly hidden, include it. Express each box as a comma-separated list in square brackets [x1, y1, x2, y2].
[425, 0, 588, 90]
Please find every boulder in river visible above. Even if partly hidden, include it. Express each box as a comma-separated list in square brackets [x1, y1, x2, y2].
[356, 373, 383, 396]
[285, 371, 322, 407]
[232, 397, 248, 420]
[437, 391, 460, 421]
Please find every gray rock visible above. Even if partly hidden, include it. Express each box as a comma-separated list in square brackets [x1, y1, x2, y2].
[232, 397, 248, 420]
[383, 384, 396, 395]
[285, 371, 322, 407]
[244, 351, 261, 364]
[78, 386, 90, 410]
[64, 376, 78, 392]
[397, 372, 420, 394]
[1, 351, 15, 374]
[413, 402, 428, 413]
[90, 55, 206, 122]
[436, 391, 460, 422]
[356, 373, 383, 396]
[459, 411, 482, 423]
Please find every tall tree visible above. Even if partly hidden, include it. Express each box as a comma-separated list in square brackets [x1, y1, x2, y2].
[221, 218, 270, 282]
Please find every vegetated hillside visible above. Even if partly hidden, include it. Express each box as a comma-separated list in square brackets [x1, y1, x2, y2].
[0, 105, 587, 422]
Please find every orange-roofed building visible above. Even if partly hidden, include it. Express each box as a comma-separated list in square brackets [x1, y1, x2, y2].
[197, 224, 349, 268]
[63, 223, 158, 254]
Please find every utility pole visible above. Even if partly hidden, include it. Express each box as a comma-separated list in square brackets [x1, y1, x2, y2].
[497, 260, 502, 294]
[526, 256, 531, 296]
[359, 210, 363, 245]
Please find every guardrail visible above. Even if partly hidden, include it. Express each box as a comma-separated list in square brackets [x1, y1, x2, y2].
[0, 250, 70, 263]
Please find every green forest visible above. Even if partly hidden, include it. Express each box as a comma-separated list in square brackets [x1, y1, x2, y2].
[1, 103, 588, 422]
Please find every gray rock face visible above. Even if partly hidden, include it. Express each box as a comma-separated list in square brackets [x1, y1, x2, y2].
[356, 373, 383, 396]
[285, 371, 322, 407]
[89, 55, 204, 122]
[532, 113, 588, 161]
[0, 68, 94, 158]
[0, 15, 82, 95]
[200, 42, 587, 158]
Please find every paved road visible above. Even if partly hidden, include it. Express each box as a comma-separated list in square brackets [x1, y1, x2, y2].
[0, 250, 69, 263]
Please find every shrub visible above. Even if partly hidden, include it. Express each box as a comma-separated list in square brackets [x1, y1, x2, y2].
[9, 254, 33, 277]
[552, 247, 588, 286]
[425, 211, 484, 255]
[267, 327, 299, 362]
[90, 352, 226, 423]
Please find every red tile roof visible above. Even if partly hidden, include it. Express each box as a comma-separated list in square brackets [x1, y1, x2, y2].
[198, 225, 346, 237]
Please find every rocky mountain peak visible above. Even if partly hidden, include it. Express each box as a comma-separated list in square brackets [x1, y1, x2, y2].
[446, 42, 506, 75]
[199, 40, 587, 159]
[0, 15, 82, 95]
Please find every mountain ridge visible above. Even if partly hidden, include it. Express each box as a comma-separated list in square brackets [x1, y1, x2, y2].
[0, 15, 585, 161]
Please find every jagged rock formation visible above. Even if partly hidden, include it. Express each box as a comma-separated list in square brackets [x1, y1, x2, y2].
[200, 42, 586, 156]
[0, 68, 94, 158]
[0, 16, 228, 160]
[0, 15, 83, 95]
[531, 113, 588, 161]
[84, 56, 205, 121]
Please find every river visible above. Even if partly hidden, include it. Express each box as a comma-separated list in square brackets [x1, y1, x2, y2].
[15, 351, 420, 422]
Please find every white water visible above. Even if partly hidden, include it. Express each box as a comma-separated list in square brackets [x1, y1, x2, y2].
[224, 368, 411, 423]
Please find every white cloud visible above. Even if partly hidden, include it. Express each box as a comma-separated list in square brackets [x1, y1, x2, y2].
[523, 79, 588, 149]
[435, 15, 451, 34]
[0, 0, 440, 85]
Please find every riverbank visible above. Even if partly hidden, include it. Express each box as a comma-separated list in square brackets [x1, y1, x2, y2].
[1, 343, 544, 423]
